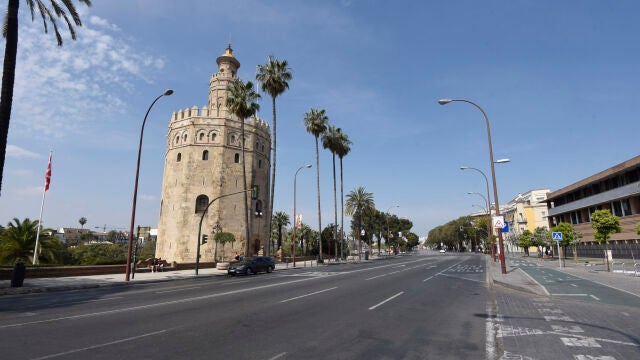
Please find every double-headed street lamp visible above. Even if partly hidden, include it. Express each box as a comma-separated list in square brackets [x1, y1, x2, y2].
[439, 98, 507, 274]
[125, 89, 173, 282]
[293, 164, 312, 267]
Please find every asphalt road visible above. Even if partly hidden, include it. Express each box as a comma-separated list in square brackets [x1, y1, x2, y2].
[0, 253, 489, 360]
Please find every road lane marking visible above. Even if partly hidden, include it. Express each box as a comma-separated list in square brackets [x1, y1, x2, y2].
[30, 328, 173, 360]
[423, 260, 468, 282]
[551, 293, 588, 297]
[368, 292, 404, 310]
[439, 273, 483, 283]
[268, 353, 287, 360]
[365, 274, 387, 280]
[589, 294, 601, 301]
[279, 287, 337, 303]
[485, 302, 498, 360]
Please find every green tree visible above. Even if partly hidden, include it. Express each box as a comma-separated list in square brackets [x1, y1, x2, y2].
[322, 125, 341, 259]
[517, 230, 533, 256]
[214, 232, 236, 262]
[0, 218, 61, 265]
[551, 222, 582, 261]
[256, 56, 292, 254]
[304, 108, 328, 260]
[271, 211, 290, 251]
[69, 243, 127, 265]
[345, 186, 375, 260]
[0, 0, 91, 195]
[226, 79, 260, 256]
[78, 217, 87, 229]
[591, 209, 621, 271]
[334, 129, 351, 258]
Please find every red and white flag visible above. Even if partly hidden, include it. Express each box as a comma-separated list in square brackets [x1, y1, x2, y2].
[44, 153, 52, 192]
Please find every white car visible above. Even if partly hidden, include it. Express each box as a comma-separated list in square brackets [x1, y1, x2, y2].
[439, 249, 446, 253]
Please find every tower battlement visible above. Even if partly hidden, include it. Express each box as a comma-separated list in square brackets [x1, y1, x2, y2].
[170, 106, 270, 133]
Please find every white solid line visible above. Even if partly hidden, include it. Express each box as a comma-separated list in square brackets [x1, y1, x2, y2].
[590, 294, 601, 301]
[30, 329, 171, 360]
[440, 273, 483, 283]
[518, 268, 551, 296]
[485, 302, 497, 360]
[268, 352, 287, 360]
[279, 287, 338, 303]
[551, 293, 588, 296]
[368, 291, 404, 310]
[365, 274, 387, 281]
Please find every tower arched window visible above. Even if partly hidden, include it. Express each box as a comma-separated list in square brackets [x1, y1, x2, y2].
[211, 133, 217, 142]
[231, 135, 236, 144]
[183, 134, 188, 142]
[202, 150, 209, 160]
[234, 153, 240, 163]
[199, 133, 205, 141]
[195, 195, 209, 213]
[177, 153, 182, 162]
[175, 135, 180, 145]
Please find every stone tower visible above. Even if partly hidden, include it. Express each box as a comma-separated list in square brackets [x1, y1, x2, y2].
[155, 46, 271, 264]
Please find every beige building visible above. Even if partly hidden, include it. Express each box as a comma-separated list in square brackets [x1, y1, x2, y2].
[502, 189, 550, 252]
[155, 46, 271, 264]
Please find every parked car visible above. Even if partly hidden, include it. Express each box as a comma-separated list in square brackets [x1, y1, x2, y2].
[227, 256, 275, 276]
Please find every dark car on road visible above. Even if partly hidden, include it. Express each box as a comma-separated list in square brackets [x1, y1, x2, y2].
[227, 256, 275, 276]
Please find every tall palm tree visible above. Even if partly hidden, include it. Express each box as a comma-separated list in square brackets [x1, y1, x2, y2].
[226, 79, 260, 256]
[78, 217, 87, 229]
[334, 130, 351, 258]
[304, 108, 328, 260]
[322, 125, 340, 259]
[256, 56, 292, 255]
[0, 217, 61, 265]
[0, 0, 91, 196]
[272, 211, 290, 251]
[345, 186, 375, 261]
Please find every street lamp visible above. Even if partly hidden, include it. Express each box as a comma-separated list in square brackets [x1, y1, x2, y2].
[467, 191, 493, 258]
[385, 205, 399, 255]
[125, 89, 173, 281]
[440, 98, 507, 274]
[293, 164, 312, 267]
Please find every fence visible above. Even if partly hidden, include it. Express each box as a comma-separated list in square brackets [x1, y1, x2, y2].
[564, 242, 640, 261]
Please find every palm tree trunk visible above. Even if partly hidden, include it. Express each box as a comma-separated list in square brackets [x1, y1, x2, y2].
[315, 137, 322, 260]
[268, 96, 277, 256]
[332, 153, 338, 260]
[340, 157, 344, 260]
[241, 119, 251, 256]
[0, 0, 19, 196]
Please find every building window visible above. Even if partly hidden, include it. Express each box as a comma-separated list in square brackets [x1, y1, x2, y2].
[174, 135, 179, 145]
[258, 159, 262, 168]
[211, 133, 217, 142]
[195, 195, 209, 213]
[177, 153, 182, 162]
[202, 150, 209, 160]
[199, 133, 205, 141]
[234, 153, 240, 163]
[183, 134, 188, 142]
[622, 198, 632, 216]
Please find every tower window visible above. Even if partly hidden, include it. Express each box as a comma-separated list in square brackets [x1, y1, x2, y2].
[211, 133, 217, 141]
[174, 135, 179, 145]
[234, 153, 240, 163]
[183, 134, 188, 142]
[195, 195, 209, 213]
[202, 150, 209, 160]
[259, 160, 262, 168]
[177, 153, 182, 162]
[199, 133, 205, 141]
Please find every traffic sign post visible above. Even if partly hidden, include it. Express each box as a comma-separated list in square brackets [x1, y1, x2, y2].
[552, 232, 563, 268]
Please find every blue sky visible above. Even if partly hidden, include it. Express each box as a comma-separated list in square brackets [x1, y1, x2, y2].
[2, 0, 640, 237]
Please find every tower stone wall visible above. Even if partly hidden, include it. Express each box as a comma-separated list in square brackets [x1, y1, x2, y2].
[156, 46, 271, 264]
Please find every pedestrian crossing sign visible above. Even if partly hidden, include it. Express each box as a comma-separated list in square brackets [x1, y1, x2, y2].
[492, 216, 505, 229]
[552, 232, 563, 241]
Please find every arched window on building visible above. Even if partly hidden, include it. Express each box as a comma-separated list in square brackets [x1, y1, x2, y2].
[174, 135, 180, 145]
[202, 150, 209, 160]
[199, 133, 205, 141]
[195, 195, 209, 213]
[183, 134, 188, 142]
[234, 153, 240, 163]
[177, 153, 182, 162]
[211, 133, 217, 142]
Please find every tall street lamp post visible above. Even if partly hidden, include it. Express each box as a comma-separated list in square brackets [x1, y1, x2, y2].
[439, 98, 507, 274]
[467, 191, 492, 258]
[125, 89, 173, 282]
[293, 164, 312, 267]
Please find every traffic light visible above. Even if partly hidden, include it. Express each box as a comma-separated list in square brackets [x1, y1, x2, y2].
[201, 234, 208, 244]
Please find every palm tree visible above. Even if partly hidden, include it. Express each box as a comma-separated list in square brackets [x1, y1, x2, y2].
[256, 56, 292, 255]
[322, 125, 340, 259]
[226, 79, 260, 256]
[0, 0, 91, 196]
[272, 211, 290, 251]
[334, 129, 351, 259]
[78, 217, 87, 229]
[304, 108, 328, 260]
[0, 217, 61, 265]
[345, 186, 375, 261]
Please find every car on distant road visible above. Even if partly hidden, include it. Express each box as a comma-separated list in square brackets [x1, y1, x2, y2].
[439, 249, 446, 253]
[227, 256, 275, 276]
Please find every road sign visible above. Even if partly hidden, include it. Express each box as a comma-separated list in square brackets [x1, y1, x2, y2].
[552, 232, 563, 241]
[492, 216, 505, 229]
[502, 221, 509, 233]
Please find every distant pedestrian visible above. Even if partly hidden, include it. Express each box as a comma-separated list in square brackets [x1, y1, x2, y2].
[152, 258, 159, 272]
[235, 252, 240, 261]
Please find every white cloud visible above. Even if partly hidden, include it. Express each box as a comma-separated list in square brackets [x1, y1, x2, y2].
[6, 145, 41, 159]
[8, 13, 165, 139]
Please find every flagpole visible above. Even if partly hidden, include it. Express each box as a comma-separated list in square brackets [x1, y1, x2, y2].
[33, 151, 52, 265]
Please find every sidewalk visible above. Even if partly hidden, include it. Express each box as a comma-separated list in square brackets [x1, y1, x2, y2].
[0, 260, 321, 296]
[489, 255, 640, 298]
